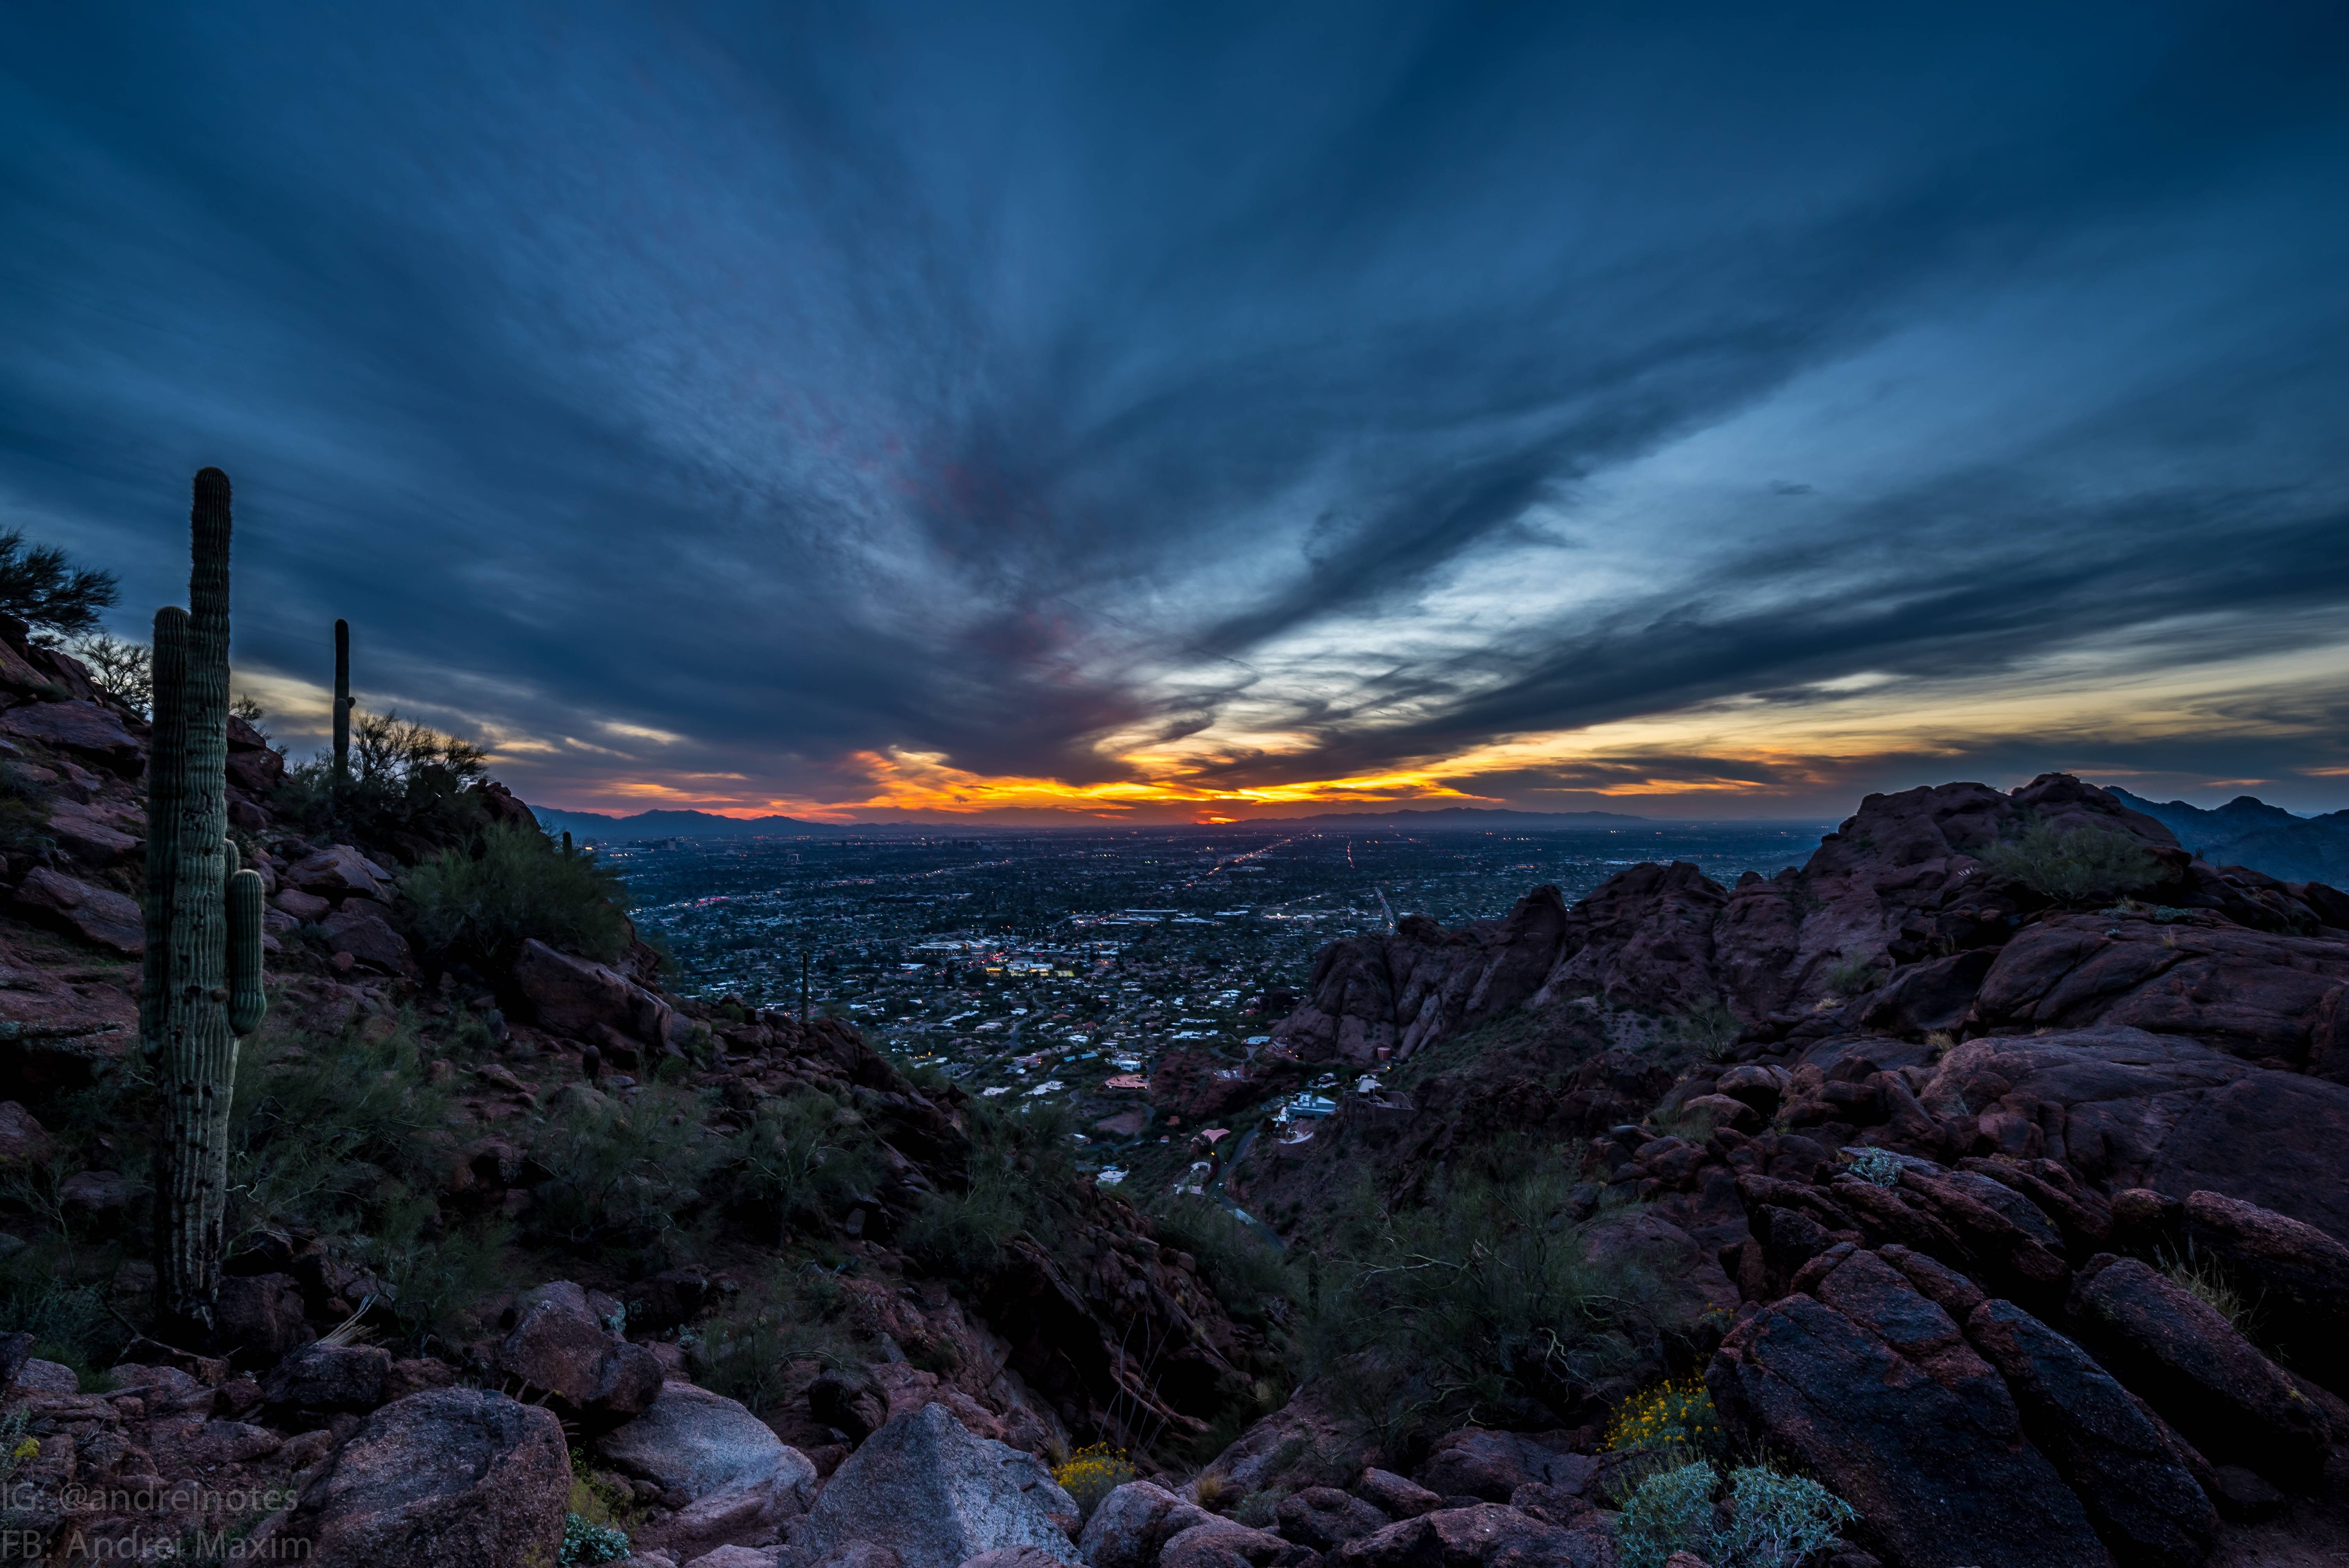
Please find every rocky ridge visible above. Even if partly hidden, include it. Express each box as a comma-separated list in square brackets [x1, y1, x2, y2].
[0, 632, 1271, 1567]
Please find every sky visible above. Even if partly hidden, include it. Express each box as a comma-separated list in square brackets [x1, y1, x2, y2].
[5, 3, 2347, 825]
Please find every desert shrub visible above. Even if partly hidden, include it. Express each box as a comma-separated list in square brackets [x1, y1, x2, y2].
[1715, 1465, 1858, 1567]
[1301, 1146, 1667, 1444]
[402, 823, 633, 971]
[1669, 1001, 1743, 1063]
[1617, 1459, 1720, 1568]
[371, 1203, 513, 1354]
[522, 1082, 718, 1249]
[1980, 818, 2160, 905]
[559, 1510, 631, 1565]
[226, 1010, 455, 1240]
[1053, 1443, 1136, 1520]
[1819, 957, 1882, 999]
[1145, 1193, 1294, 1326]
[0, 1273, 119, 1387]
[1619, 1459, 1857, 1568]
[0, 763, 53, 854]
[901, 1155, 1028, 1276]
[1842, 1147, 1905, 1188]
[688, 1264, 856, 1416]
[724, 1089, 883, 1246]
[276, 708, 507, 851]
[903, 1095, 1080, 1278]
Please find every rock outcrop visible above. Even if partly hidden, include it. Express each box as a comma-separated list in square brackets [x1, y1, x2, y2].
[793, 1404, 1082, 1568]
[255, 1388, 569, 1568]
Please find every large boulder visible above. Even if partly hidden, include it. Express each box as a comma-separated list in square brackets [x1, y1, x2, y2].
[0, 1101, 53, 1165]
[1331, 1503, 1614, 1567]
[1414, 1429, 1594, 1504]
[2066, 1254, 2331, 1490]
[1076, 1482, 1217, 1568]
[12, 868, 143, 953]
[1912, 1026, 2349, 1245]
[1156, 1518, 1296, 1568]
[43, 800, 139, 866]
[1972, 912, 2349, 1066]
[497, 1280, 663, 1415]
[514, 937, 676, 1046]
[262, 1343, 392, 1417]
[1708, 1281, 2109, 1568]
[256, 1387, 568, 1567]
[321, 904, 415, 974]
[1276, 1486, 1392, 1551]
[0, 700, 144, 773]
[795, 1404, 1081, 1568]
[285, 843, 394, 900]
[599, 1381, 817, 1555]
[1964, 1298, 2218, 1568]
[216, 1273, 315, 1367]
[2180, 1188, 2349, 1395]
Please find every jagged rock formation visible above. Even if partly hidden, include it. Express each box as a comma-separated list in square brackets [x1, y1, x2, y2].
[1276, 772, 2349, 1077]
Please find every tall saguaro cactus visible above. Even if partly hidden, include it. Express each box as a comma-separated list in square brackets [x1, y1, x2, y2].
[332, 617, 351, 780]
[146, 467, 269, 1340]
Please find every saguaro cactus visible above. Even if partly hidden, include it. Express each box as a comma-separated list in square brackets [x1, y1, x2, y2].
[146, 467, 269, 1340]
[332, 617, 351, 780]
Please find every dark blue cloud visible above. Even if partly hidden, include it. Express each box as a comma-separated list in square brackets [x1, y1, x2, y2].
[1, 1, 2345, 814]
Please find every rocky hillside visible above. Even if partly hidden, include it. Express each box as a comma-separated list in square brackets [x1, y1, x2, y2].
[1179, 772, 2349, 1567]
[8, 616, 2349, 1568]
[0, 625, 1280, 1568]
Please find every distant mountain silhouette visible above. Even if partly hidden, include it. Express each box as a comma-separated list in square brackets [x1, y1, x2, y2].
[1259, 805, 1655, 827]
[2109, 788, 2349, 885]
[531, 806, 869, 840]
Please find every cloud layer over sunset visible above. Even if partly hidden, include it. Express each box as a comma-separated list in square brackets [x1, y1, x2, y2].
[5, 3, 2347, 822]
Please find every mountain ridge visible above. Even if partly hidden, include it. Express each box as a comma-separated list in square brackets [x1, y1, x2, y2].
[2108, 786, 2349, 884]
[527, 801, 1768, 841]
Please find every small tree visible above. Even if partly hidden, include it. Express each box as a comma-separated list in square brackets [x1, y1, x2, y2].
[0, 528, 120, 638]
[65, 631, 153, 716]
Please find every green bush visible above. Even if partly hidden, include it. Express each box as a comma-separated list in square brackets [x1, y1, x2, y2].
[1979, 818, 2160, 905]
[1618, 1459, 1720, 1568]
[226, 1009, 455, 1242]
[1842, 1147, 1905, 1188]
[724, 1090, 882, 1246]
[1145, 1193, 1294, 1326]
[1618, 1459, 1858, 1568]
[1301, 1145, 1667, 1444]
[276, 709, 494, 849]
[1715, 1465, 1858, 1567]
[1668, 1001, 1743, 1062]
[688, 1263, 857, 1417]
[902, 1096, 1080, 1278]
[0, 763, 54, 854]
[402, 823, 633, 972]
[558, 1511, 631, 1565]
[0, 1273, 119, 1387]
[522, 1081, 718, 1250]
[1819, 957, 1882, 999]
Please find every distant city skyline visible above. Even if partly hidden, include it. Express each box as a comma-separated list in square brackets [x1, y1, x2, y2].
[6, 4, 2346, 824]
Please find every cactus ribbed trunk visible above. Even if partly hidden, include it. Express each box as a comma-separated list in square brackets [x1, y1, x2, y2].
[333, 617, 350, 780]
[149, 467, 267, 1342]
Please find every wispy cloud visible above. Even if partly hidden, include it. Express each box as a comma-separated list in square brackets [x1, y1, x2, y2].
[4, 2, 2346, 819]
